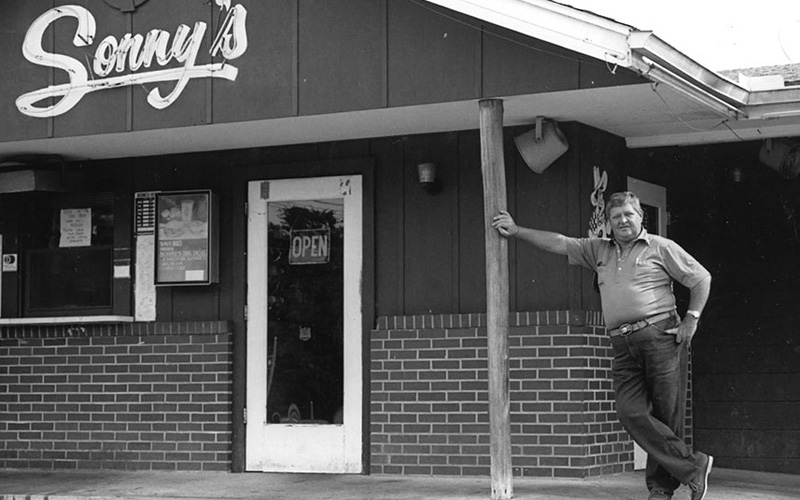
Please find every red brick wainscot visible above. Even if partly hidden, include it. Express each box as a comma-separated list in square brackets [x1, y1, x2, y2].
[0, 321, 232, 471]
[370, 310, 635, 478]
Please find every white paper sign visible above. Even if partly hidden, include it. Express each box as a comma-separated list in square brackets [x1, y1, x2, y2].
[60, 208, 92, 247]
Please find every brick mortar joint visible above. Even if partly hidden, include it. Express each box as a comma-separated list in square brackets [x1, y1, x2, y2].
[0, 321, 235, 339]
[374, 310, 605, 331]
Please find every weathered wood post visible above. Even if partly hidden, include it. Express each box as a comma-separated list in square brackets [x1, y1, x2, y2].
[479, 98, 512, 500]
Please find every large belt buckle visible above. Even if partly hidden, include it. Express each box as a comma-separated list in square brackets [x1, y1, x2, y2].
[618, 323, 633, 335]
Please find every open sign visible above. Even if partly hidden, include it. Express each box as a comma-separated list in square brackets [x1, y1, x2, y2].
[289, 228, 330, 265]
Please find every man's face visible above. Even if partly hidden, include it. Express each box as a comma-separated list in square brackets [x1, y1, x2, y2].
[608, 203, 642, 243]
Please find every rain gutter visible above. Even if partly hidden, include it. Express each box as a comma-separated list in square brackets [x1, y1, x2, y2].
[627, 31, 748, 119]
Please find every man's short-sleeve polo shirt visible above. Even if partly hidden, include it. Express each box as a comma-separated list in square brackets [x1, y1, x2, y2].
[564, 230, 710, 329]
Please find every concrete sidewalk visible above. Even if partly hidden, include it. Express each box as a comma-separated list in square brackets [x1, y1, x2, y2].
[1, 468, 799, 500]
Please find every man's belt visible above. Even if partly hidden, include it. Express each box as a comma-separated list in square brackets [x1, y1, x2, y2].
[609, 311, 675, 337]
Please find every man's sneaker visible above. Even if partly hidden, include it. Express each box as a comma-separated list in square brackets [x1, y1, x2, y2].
[648, 490, 673, 500]
[688, 454, 714, 500]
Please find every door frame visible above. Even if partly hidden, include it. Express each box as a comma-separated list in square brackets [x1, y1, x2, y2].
[229, 159, 374, 473]
[245, 175, 364, 472]
[628, 177, 667, 237]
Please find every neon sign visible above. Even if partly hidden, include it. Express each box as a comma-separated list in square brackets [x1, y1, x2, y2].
[16, 1, 248, 118]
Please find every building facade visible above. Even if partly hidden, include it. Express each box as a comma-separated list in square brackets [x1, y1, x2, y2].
[0, 0, 798, 477]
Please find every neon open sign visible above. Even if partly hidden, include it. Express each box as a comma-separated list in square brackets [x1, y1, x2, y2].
[16, 0, 248, 118]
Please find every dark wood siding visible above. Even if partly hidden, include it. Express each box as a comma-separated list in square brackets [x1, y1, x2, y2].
[387, 1, 480, 106]
[0, 1, 645, 143]
[512, 129, 572, 311]
[456, 130, 488, 312]
[299, 0, 386, 114]
[212, 0, 297, 122]
[626, 142, 800, 475]
[0, 1, 52, 142]
[131, 0, 212, 131]
[52, 1, 129, 137]
[1, 123, 621, 322]
[482, 26, 580, 97]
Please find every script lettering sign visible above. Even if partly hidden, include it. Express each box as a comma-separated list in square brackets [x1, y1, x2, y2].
[16, 0, 248, 118]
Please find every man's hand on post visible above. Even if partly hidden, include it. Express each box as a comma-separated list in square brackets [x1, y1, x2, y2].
[492, 210, 519, 238]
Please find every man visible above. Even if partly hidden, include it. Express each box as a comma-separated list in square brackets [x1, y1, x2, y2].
[492, 191, 713, 500]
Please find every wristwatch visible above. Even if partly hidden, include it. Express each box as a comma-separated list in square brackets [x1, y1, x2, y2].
[686, 310, 701, 320]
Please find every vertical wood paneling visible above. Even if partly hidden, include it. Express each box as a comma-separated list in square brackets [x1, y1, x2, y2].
[512, 132, 571, 311]
[1, 2, 645, 143]
[169, 156, 222, 321]
[402, 133, 459, 314]
[212, 1, 296, 122]
[131, 0, 210, 131]
[317, 139, 371, 161]
[372, 137, 405, 316]
[298, 0, 385, 115]
[110, 160, 133, 316]
[387, 0, 480, 107]
[482, 26, 580, 97]
[52, 0, 128, 138]
[0, 198, 20, 317]
[458, 130, 487, 312]
[0, 1, 53, 141]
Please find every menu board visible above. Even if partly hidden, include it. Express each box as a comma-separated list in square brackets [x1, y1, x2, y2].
[155, 190, 218, 285]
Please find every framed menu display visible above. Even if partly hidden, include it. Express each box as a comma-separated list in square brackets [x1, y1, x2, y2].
[154, 190, 218, 285]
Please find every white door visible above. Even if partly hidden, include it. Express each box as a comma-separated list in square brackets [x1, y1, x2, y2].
[246, 176, 363, 473]
[628, 176, 668, 470]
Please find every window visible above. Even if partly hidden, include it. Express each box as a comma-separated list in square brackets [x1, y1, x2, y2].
[19, 192, 116, 317]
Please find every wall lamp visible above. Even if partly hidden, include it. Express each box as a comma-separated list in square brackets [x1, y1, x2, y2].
[759, 138, 800, 179]
[418, 162, 440, 194]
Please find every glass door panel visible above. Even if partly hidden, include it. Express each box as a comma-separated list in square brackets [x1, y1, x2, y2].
[246, 176, 362, 473]
[266, 199, 344, 425]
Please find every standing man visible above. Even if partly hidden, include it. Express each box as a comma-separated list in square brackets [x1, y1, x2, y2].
[492, 191, 713, 500]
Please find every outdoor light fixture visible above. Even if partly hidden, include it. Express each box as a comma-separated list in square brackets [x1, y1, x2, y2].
[759, 138, 800, 179]
[513, 116, 569, 174]
[418, 162, 440, 194]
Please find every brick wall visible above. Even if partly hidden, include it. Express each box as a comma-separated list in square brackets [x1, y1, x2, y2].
[370, 310, 635, 478]
[0, 321, 233, 471]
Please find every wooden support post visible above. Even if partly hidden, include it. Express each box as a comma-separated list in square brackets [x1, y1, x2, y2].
[479, 98, 512, 500]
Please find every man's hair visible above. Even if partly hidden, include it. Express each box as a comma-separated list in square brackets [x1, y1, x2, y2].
[604, 191, 643, 219]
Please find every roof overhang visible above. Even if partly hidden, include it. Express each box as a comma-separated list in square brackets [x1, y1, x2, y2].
[3, 0, 800, 162]
[426, 0, 800, 148]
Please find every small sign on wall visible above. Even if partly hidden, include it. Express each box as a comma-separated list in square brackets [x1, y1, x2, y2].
[154, 190, 218, 286]
[2, 253, 16, 272]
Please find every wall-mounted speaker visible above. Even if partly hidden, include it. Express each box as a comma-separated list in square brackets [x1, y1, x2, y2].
[513, 117, 569, 174]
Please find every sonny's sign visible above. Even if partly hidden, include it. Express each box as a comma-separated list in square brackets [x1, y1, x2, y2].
[16, 0, 248, 118]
